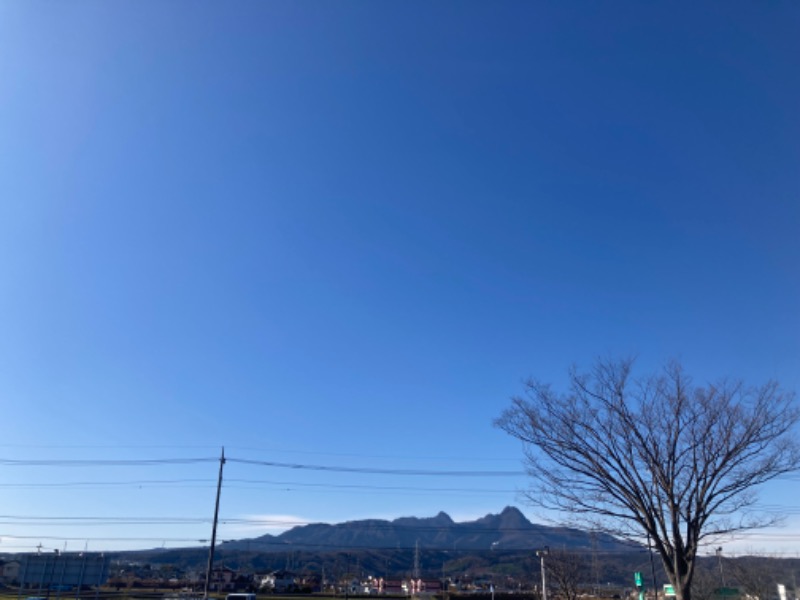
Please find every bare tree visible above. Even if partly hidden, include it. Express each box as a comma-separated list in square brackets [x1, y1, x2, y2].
[688, 558, 720, 600]
[727, 555, 782, 600]
[546, 549, 586, 600]
[496, 358, 800, 600]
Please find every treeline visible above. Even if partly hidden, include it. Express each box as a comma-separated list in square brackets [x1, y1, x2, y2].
[105, 548, 800, 590]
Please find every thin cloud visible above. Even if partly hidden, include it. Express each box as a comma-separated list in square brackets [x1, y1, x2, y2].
[223, 514, 311, 535]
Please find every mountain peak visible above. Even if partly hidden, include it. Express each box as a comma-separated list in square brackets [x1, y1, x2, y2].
[432, 511, 454, 525]
[498, 506, 531, 528]
[391, 511, 454, 527]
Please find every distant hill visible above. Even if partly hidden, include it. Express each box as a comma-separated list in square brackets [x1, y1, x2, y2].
[92, 509, 800, 588]
[94, 507, 637, 581]
[222, 506, 630, 552]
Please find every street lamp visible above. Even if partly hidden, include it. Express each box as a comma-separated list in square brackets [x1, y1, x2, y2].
[716, 548, 725, 587]
[536, 547, 550, 600]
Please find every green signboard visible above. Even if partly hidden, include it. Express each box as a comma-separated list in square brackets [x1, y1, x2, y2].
[664, 585, 676, 597]
[715, 587, 740, 597]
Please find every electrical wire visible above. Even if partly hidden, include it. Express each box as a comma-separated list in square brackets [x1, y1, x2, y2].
[0, 479, 214, 488]
[1, 451, 796, 555]
[227, 458, 525, 476]
[0, 458, 216, 466]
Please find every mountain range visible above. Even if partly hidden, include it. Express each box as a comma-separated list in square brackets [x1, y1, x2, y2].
[81, 508, 800, 587]
[219, 506, 631, 553]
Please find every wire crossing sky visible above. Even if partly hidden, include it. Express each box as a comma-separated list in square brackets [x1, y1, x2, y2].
[0, 2, 798, 554]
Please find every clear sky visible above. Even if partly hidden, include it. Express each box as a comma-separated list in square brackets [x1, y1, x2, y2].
[0, 2, 798, 558]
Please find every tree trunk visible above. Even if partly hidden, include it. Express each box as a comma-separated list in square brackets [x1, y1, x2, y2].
[662, 552, 694, 600]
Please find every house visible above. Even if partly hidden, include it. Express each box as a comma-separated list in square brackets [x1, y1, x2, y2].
[403, 579, 442, 595]
[259, 570, 296, 593]
[209, 567, 237, 592]
[297, 574, 322, 593]
[382, 579, 404, 595]
[1, 560, 21, 584]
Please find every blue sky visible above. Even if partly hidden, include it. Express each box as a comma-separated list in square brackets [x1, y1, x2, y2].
[0, 2, 798, 556]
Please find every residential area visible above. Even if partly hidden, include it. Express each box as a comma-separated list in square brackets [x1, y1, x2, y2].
[2, 554, 797, 600]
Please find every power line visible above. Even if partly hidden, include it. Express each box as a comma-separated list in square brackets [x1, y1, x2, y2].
[2, 525, 797, 553]
[0, 478, 520, 495]
[0, 533, 207, 543]
[227, 458, 525, 476]
[224, 445, 523, 463]
[5, 514, 798, 539]
[0, 443, 522, 464]
[0, 515, 211, 525]
[0, 458, 216, 466]
[0, 454, 526, 475]
[0, 479, 214, 488]
[2, 451, 796, 555]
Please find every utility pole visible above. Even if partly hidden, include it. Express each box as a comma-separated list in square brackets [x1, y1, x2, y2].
[204, 448, 226, 600]
[716, 548, 725, 587]
[536, 547, 549, 600]
[647, 533, 658, 600]
[414, 540, 420, 579]
[591, 532, 599, 595]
